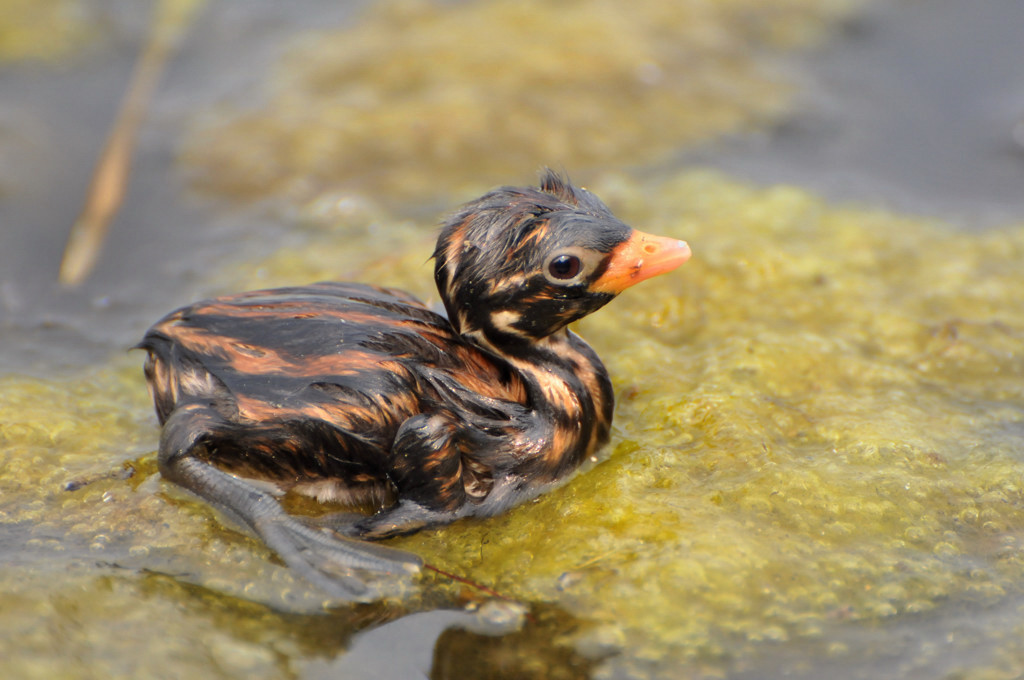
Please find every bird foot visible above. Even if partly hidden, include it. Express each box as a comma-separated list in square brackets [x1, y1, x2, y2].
[254, 512, 422, 602]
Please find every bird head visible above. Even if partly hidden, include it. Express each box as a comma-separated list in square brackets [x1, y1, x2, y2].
[433, 170, 690, 350]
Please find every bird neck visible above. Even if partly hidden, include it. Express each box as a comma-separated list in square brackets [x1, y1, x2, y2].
[465, 326, 615, 475]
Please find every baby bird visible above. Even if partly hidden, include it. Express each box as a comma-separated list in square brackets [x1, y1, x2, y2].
[139, 171, 690, 599]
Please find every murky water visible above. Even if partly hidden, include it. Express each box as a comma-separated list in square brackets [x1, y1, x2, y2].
[2, 1, 1024, 678]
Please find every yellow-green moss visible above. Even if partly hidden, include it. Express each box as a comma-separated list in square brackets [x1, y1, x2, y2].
[180, 0, 861, 208]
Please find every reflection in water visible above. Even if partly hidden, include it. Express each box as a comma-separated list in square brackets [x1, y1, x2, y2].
[303, 601, 529, 680]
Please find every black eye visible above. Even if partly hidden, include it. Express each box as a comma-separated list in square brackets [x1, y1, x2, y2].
[548, 254, 582, 280]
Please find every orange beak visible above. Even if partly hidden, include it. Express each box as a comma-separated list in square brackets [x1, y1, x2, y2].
[592, 229, 691, 294]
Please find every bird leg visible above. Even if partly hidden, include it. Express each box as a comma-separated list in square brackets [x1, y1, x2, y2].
[157, 404, 422, 600]
[343, 412, 484, 539]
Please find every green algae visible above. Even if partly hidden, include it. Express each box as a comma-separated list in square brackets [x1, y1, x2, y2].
[3, 171, 1024, 676]
[0, 566, 412, 680]
[180, 0, 862, 208]
[0, 360, 424, 677]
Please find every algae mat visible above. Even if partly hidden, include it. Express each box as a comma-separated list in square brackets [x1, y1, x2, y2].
[180, 0, 859, 206]
[3, 171, 1024, 678]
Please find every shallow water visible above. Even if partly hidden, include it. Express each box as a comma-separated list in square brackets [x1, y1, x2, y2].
[2, 1, 1024, 678]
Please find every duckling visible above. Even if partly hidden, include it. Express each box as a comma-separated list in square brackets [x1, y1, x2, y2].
[139, 171, 690, 599]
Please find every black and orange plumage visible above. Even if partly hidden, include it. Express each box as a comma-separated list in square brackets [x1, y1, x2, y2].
[139, 171, 690, 599]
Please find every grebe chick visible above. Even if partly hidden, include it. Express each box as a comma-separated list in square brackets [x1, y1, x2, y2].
[139, 170, 691, 599]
